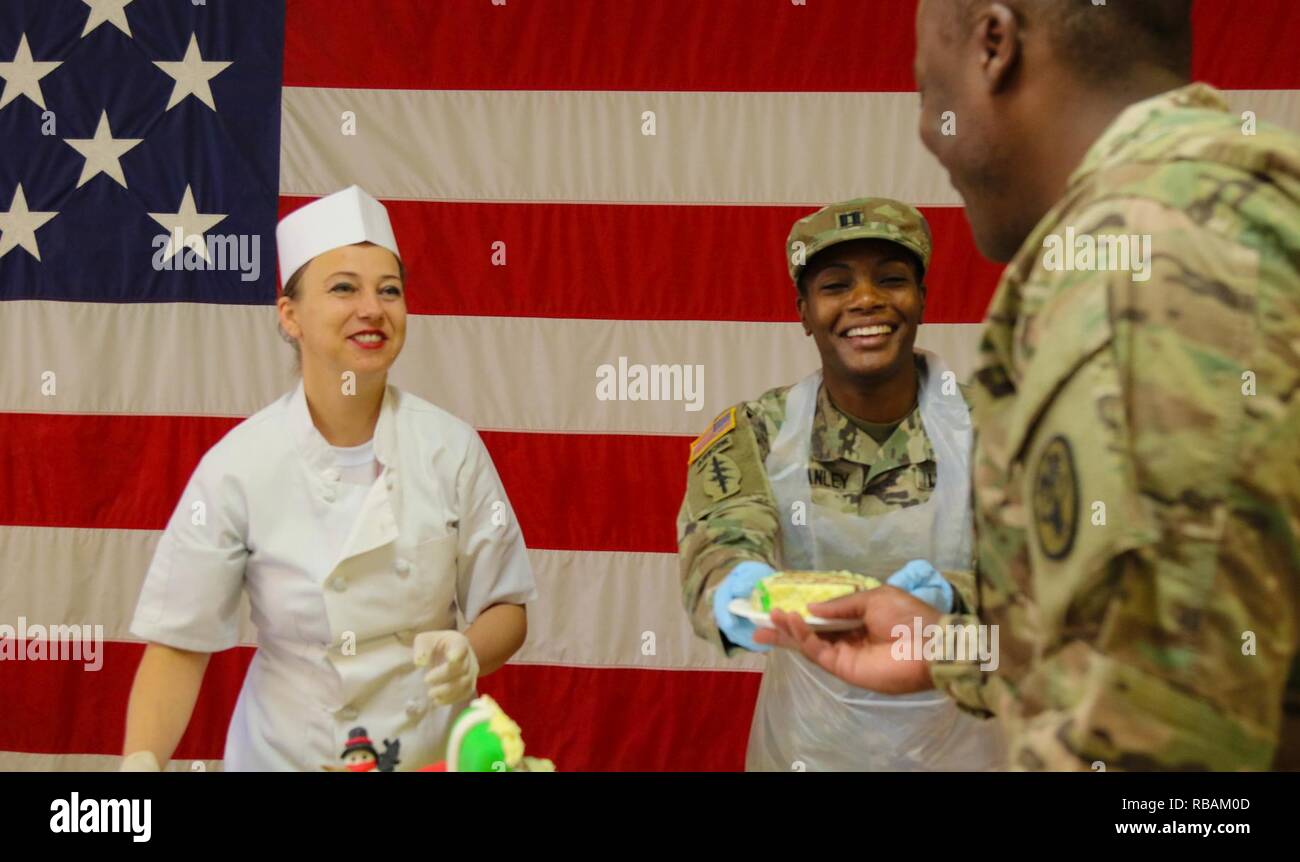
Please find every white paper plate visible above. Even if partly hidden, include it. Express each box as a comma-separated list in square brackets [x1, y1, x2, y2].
[728, 599, 864, 632]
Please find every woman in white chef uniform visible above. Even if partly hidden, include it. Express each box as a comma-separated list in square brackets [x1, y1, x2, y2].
[121, 186, 536, 771]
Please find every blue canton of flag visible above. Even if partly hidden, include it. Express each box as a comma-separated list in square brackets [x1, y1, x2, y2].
[0, 0, 284, 304]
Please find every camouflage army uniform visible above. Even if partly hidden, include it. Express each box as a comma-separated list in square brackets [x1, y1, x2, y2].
[928, 84, 1300, 770]
[678, 197, 977, 658]
[677, 357, 977, 655]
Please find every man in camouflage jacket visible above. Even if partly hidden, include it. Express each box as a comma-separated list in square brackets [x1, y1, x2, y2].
[761, 0, 1300, 771]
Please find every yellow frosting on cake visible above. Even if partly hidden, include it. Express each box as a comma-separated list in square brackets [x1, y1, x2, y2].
[481, 695, 526, 768]
[753, 570, 881, 616]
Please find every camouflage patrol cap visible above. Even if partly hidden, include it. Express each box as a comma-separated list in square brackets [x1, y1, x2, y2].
[786, 197, 933, 285]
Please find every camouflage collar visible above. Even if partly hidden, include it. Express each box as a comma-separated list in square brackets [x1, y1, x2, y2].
[979, 84, 1232, 393]
[811, 383, 933, 482]
[1068, 83, 1228, 191]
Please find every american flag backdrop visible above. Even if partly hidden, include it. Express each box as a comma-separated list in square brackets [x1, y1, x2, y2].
[1, 0, 1298, 771]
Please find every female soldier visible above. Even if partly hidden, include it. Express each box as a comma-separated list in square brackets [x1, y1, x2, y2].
[121, 186, 535, 771]
[677, 197, 1004, 770]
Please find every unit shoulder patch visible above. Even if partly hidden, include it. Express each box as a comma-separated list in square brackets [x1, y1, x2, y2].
[1032, 435, 1079, 561]
[699, 451, 742, 501]
[683, 406, 770, 520]
[688, 407, 737, 465]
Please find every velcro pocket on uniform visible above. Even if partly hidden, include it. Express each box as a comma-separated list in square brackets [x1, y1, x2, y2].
[1002, 280, 1114, 461]
[686, 416, 772, 520]
[1003, 281, 1160, 636]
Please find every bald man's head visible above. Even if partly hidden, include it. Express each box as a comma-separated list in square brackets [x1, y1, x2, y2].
[947, 0, 1193, 84]
[915, 0, 1194, 261]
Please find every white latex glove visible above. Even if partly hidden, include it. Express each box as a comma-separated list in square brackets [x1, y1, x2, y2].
[120, 751, 162, 772]
[412, 630, 480, 707]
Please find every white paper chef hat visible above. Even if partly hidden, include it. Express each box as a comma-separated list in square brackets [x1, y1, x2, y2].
[275, 185, 401, 284]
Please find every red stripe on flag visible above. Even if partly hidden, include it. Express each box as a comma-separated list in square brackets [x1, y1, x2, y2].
[0, 641, 252, 760]
[0, 642, 759, 771]
[277, 197, 1003, 324]
[482, 431, 687, 554]
[479, 663, 759, 771]
[0, 414, 689, 553]
[1193, 0, 1300, 89]
[284, 0, 919, 92]
[0, 413, 242, 531]
[283, 0, 1300, 92]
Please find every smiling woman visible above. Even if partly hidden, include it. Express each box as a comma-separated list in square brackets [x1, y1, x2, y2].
[676, 196, 1006, 772]
[120, 186, 537, 772]
[276, 242, 408, 446]
[796, 237, 926, 424]
[277, 249, 408, 371]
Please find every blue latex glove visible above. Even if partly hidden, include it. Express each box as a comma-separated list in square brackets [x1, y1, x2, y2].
[712, 561, 775, 653]
[886, 559, 954, 613]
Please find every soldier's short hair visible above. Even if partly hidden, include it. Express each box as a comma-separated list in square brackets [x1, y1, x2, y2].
[949, 0, 1193, 83]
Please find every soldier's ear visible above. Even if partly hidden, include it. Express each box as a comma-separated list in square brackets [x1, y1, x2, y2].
[974, 3, 1021, 95]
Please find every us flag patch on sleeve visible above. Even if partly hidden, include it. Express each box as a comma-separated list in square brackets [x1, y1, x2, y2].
[688, 407, 737, 465]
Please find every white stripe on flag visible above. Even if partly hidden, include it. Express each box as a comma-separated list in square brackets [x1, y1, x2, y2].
[0, 300, 983, 433]
[0, 526, 764, 672]
[0, 751, 224, 772]
[279, 88, 1300, 205]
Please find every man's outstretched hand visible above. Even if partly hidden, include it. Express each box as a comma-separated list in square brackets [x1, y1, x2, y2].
[752, 585, 942, 694]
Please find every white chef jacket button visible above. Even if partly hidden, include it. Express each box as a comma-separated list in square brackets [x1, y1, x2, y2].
[385, 473, 396, 489]
[405, 698, 424, 717]
[324, 469, 340, 482]
[338, 705, 359, 721]
[331, 578, 347, 592]
[322, 490, 336, 503]
[395, 558, 410, 576]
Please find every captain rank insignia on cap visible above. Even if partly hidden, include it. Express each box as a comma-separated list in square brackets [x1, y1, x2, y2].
[838, 210, 864, 228]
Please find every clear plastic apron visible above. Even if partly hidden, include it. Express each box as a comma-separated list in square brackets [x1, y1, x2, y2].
[746, 350, 1006, 771]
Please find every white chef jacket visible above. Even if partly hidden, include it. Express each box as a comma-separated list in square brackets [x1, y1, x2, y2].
[130, 380, 537, 771]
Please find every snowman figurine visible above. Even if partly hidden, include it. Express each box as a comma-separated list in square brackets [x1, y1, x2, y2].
[337, 727, 401, 772]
